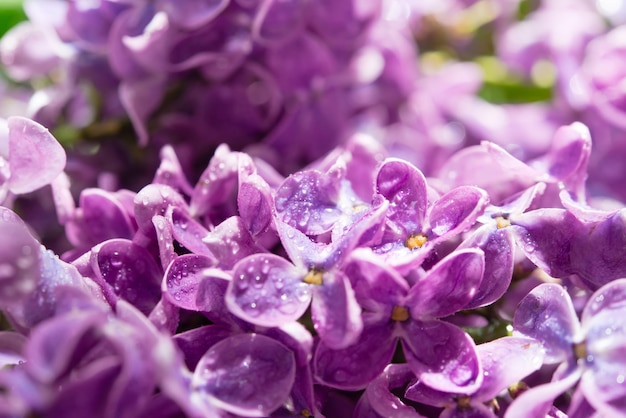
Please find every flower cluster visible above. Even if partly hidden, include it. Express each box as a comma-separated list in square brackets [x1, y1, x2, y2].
[1, 0, 626, 417]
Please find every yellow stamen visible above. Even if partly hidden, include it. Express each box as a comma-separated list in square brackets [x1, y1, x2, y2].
[495, 216, 511, 229]
[406, 233, 428, 250]
[574, 341, 587, 360]
[391, 306, 410, 322]
[508, 381, 528, 399]
[457, 396, 472, 409]
[301, 409, 312, 417]
[303, 269, 323, 286]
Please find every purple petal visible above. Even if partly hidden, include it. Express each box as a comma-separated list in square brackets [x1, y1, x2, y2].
[513, 283, 580, 364]
[440, 403, 498, 418]
[275, 170, 342, 235]
[505, 364, 582, 418]
[473, 337, 544, 402]
[134, 184, 188, 234]
[119, 77, 166, 146]
[0, 22, 61, 81]
[401, 319, 482, 393]
[533, 122, 591, 192]
[0, 208, 40, 308]
[168, 206, 215, 259]
[67, 188, 135, 247]
[157, 0, 229, 30]
[92, 239, 162, 314]
[163, 254, 217, 310]
[264, 33, 335, 93]
[356, 364, 424, 418]
[192, 333, 296, 417]
[42, 359, 122, 418]
[252, 0, 305, 44]
[237, 171, 273, 237]
[405, 248, 485, 319]
[509, 208, 583, 279]
[65, 0, 123, 49]
[107, 7, 151, 80]
[580, 361, 626, 417]
[375, 158, 428, 232]
[343, 248, 408, 313]
[153, 145, 193, 196]
[7, 116, 66, 194]
[308, 0, 380, 47]
[437, 142, 539, 202]
[311, 271, 363, 349]
[190, 144, 239, 218]
[461, 226, 515, 310]
[226, 253, 310, 327]
[570, 210, 626, 289]
[192, 269, 236, 324]
[579, 282, 626, 415]
[25, 311, 106, 384]
[0, 332, 26, 367]
[174, 325, 233, 370]
[567, 386, 598, 418]
[274, 219, 330, 268]
[313, 319, 396, 390]
[152, 215, 176, 271]
[202, 216, 265, 269]
[404, 381, 452, 407]
[18, 250, 97, 330]
[428, 186, 488, 240]
[582, 278, 626, 323]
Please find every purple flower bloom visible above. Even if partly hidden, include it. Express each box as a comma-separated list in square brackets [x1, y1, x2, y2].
[313, 246, 485, 392]
[508, 280, 626, 417]
[373, 158, 488, 274]
[226, 194, 388, 349]
[405, 336, 544, 418]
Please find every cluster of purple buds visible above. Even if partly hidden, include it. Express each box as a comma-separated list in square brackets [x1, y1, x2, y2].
[2, 0, 626, 417]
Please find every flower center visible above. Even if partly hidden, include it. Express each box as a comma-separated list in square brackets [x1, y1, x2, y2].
[391, 306, 409, 321]
[573, 341, 588, 361]
[494, 215, 511, 229]
[405, 233, 428, 250]
[456, 395, 472, 409]
[303, 269, 323, 285]
[508, 381, 528, 399]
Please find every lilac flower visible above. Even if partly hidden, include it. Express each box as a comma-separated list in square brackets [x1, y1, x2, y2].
[508, 280, 626, 417]
[313, 246, 485, 392]
[0, 116, 66, 205]
[226, 194, 388, 349]
[373, 158, 488, 274]
[405, 336, 544, 418]
[353, 363, 426, 418]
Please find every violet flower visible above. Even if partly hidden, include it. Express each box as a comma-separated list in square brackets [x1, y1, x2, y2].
[313, 246, 485, 392]
[373, 158, 488, 274]
[508, 280, 626, 417]
[405, 336, 544, 418]
[226, 193, 388, 349]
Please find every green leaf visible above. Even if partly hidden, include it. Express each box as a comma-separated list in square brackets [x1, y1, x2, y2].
[0, 0, 27, 38]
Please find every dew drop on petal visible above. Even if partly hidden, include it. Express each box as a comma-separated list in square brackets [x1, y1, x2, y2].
[110, 251, 123, 267]
[333, 370, 348, 382]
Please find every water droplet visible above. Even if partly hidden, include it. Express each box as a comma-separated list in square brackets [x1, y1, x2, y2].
[110, 252, 123, 267]
[295, 286, 311, 302]
[618, 375, 625, 384]
[252, 275, 264, 288]
[333, 370, 348, 382]
[261, 259, 270, 274]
